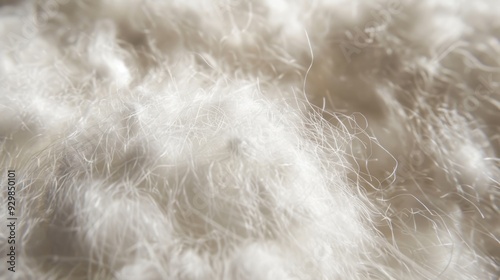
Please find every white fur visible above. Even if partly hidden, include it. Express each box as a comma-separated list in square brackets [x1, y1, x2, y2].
[0, 0, 498, 279]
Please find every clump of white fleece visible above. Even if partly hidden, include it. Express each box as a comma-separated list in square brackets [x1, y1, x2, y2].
[0, 0, 499, 279]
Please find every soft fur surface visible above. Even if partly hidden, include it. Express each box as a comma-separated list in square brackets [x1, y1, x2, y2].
[0, 0, 499, 279]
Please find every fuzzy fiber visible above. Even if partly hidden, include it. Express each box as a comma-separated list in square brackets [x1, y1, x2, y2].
[0, 0, 499, 279]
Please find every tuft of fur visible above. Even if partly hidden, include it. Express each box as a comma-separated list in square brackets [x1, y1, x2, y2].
[0, 0, 498, 279]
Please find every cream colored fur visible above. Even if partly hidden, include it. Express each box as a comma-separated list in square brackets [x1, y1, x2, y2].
[0, 0, 499, 279]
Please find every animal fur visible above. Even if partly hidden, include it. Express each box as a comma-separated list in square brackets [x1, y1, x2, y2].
[0, 0, 499, 279]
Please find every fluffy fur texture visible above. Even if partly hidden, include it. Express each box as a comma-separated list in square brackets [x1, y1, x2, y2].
[0, 0, 499, 279]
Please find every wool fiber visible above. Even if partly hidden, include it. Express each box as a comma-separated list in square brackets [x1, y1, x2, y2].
[0, 0, 499, 279]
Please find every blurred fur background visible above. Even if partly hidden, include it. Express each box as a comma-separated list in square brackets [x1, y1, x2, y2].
[0, 0, 499, 279]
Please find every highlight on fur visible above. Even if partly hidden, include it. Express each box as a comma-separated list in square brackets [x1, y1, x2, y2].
[0, 0, 498, 279]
